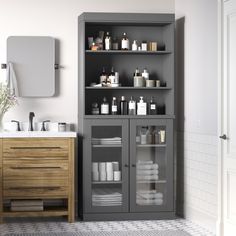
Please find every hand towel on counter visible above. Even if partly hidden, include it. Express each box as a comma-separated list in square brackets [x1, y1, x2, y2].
[6, 62, 19, 96]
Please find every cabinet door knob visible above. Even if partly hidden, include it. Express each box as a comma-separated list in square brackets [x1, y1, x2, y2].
[132, 164, 136, 167]
[124, 164, 129, 167]
[219, 134, 227, 140]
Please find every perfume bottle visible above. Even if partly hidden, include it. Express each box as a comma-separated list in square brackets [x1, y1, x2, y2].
[121, 32, 129, 50]
[120, 96, 128, 115]
[128, 96, 136, 115]
[101, 97, 109, 115]
[111, 97, 118, 115]
[105, 32, 112, 50]
[148, 97, 157, 115]
[134, 68, 144, 87]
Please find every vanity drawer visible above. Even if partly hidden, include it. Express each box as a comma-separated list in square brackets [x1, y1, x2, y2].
[3, 179, 68, 199]
[3, 138, 69, 157]
[3, 159, 68, 179]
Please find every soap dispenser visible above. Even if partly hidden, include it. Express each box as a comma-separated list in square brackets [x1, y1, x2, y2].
[137, 96, 147, 115]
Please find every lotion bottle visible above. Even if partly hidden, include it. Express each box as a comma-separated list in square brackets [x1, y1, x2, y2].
[137, 96, 147, 115]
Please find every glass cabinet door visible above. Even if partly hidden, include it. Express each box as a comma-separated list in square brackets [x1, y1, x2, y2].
[84, 119, 129, 213]
[130, 119, 174, 212]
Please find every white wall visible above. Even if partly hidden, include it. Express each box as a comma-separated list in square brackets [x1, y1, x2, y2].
[175, 0, 218, 233]
[0, 0, 174, 129]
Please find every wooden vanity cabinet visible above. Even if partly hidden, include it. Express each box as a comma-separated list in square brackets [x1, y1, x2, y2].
[0, 138, 75, 223]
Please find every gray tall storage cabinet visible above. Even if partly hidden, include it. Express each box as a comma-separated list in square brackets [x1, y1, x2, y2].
[78, 13, 175, 220]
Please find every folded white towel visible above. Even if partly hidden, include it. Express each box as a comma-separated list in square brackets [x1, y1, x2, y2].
[137, 192, 163, 199]
[137, 163, 159, 170]
[136, 198, 163, 205]
[136, 175, 159, 180]
[6, 62, 19, 96]
[137, 169, 159, 175]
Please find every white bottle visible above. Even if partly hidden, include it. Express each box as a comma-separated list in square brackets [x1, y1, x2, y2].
[137, 96, 147, 115]
[132, 40, 138, 51]
[105, 32, 111, 50]
[142, 68, 149, 80]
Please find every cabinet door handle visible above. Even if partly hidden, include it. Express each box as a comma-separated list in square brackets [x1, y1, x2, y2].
[132, 164, 136, 167]
[124, 164, 129, 167]
[219, 134, 227, 140]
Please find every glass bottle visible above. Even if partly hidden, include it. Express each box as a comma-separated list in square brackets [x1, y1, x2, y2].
[111, 97, 118, 115]
[128, 96, 136, 115]
[121, 32, 129, 50]
[100, 67, 107, 85]
[148, 97, 157, 115]
[120, 96, 128, 115]
[101, 97, 109, 115]
[105, 32, 112, 50]
[108, 67, 115, 85]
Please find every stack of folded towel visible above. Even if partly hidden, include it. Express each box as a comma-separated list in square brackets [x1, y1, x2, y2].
[136, 160, 159, 181]
[136, 190, 164, 206]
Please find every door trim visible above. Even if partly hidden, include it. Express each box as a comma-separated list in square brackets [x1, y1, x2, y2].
[217, 1, 223, 236]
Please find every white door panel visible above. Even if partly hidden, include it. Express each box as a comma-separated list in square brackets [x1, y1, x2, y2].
[223, 0, 236, 235]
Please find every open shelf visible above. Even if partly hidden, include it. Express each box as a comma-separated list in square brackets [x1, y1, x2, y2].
[86, 50, 172, 55]
[85, 115, 175, 119]
[86, 86, 172, 90]
[3, 206, 68, 217]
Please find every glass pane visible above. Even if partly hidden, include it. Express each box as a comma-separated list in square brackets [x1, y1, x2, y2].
[91, 126, 123, 207]
[135, 125, 166, 206]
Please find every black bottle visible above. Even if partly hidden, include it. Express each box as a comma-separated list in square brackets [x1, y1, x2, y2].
[148, 97, 157, 115]
[100, 67, 107, 85]
[120, 96, 128, 115]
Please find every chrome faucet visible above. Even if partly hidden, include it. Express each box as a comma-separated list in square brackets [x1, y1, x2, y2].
[28, 112, 35, 131]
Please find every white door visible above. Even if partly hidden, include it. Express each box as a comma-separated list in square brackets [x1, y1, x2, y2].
[222, 0, 236, 235]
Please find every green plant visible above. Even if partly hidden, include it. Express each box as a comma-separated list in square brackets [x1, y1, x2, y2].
[0, 83, 18, 115]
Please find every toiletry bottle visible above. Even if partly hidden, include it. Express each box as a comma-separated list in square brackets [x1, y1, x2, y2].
[92, 102, 99, 115]
[108, 67, 116, 85]
[105, 32, 112, 50]
[148, 97, 157, 115]
[101, 97, 109, 115]
[137, 96, 147, 115]
[132, 40, 138, 51]
[100, 67, 107, 85]
[128, 96, 136, 115]
[133, 68, 144, 87]
[112, 37, 119, 50]
[120, 96, 128, 115]
[111, 97, 118, 115]
[121, 32, 129, 50]
[142, 68, 149, 80]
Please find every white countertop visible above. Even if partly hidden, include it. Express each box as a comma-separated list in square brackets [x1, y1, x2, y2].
[0, 131, 77, 138]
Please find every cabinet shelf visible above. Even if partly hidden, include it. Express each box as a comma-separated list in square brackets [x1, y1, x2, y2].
[92, 144, 122, 148]
[92, 181, 122, 184]
[86, 86, 172, 90]
[136, 144, 166, 148]
[137, 180, 167, 184]
[86, 50, 172, 55]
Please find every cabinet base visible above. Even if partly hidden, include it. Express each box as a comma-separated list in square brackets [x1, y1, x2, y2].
[82, 212, 176, 221]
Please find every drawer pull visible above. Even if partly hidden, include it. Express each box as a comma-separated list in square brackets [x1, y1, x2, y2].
[9, 186, 61, 190]
[10, 147, 61, 150]
[10, 166, 62, 170]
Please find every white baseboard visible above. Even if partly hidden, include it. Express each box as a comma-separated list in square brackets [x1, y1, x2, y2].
[185, 206, 217, 234]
